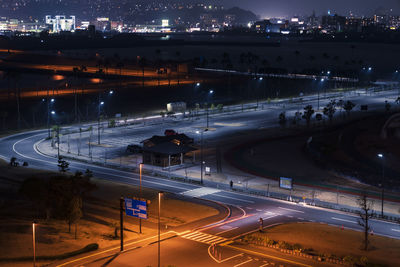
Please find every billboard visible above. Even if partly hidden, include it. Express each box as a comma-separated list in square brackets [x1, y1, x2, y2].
[279, 177, 293, 190]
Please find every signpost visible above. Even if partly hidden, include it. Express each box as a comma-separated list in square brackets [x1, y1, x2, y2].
[280, 177, 293, 201]
[279, 177, 293, 190]
[125, 198, 148, 219]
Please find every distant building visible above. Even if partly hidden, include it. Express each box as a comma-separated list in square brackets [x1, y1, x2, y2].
[321, 14, 346, 32]
[45, 15, 76, 33]
[253, 19, 288, 33]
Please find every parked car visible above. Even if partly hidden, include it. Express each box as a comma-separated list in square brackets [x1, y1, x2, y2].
[164, 129, 177, 136]
[126, 144, 143, 154]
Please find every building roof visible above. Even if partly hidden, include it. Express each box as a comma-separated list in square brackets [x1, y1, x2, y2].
[141, 133, 196, 155]
[143, 142, 197, 155]
[142, 134, 193, 147]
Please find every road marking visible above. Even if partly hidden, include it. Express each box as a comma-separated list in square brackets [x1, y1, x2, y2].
[259, 263, 269, 267]
[179, 231, 228, 244]
[298, 217, 304, 220]
[286, 215, 293, 218]
[392, 229, 400, 232]
[256, 209, 262, 212]
[215, 227, 239, 235]
[181, 187, 221, 198]
[225, 244, 312, 267]
[234, 259, 253, 267]
[331, 217, 357, 224]
[56, 231, 177, 267]
[213, 193, 255, 203]
[278, 207, 304, 213]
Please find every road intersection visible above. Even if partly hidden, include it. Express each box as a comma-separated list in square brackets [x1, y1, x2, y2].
[1, 88, 400, 266]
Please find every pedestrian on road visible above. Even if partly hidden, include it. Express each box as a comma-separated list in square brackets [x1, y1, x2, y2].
[230, 180, 233, 189]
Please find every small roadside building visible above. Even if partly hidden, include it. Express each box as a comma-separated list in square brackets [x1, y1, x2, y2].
[141, 134, 196, 167]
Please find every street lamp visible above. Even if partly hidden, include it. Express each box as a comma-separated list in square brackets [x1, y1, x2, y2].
[47, 99, 55, 138]
[377, 153, 385, 217]
[32, 221, 37, 267]
[139, 163, 143, 234]
[158, 191, 163, 267]
[318, 78, 325, 110]
[109, 90, 114, 95]
[196, 128, 208, 184]
[98, 96, 104, 145]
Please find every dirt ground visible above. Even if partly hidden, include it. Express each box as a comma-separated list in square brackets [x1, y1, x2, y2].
[258, 222, 400, 267]
[0, 160, 218, 263]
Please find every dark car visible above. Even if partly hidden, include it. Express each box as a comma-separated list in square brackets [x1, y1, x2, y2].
[164, 129, 177, 136]
[126, 144, 143, 154]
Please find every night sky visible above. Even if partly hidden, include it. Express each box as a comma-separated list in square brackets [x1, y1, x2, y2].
[218, 0, 400, 18]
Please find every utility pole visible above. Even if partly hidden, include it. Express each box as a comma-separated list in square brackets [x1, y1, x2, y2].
[158, 192, 163, 267]
[120, 197, 124, 251]
[57, 126, 60, 159]
[139, 164, 143, 234]
[98, 93, 101, 145]
[47, 90, 50, 138]
[378, 154, 385, 217]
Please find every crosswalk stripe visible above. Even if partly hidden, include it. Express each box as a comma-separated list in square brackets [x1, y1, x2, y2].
[179, 231, 229, 244]
[182, 232, 203, 238]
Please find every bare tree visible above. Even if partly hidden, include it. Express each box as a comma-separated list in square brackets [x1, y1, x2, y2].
[357, 193, 375, 251]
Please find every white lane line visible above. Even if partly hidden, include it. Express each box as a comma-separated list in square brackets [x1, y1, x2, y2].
[278, 207, 304, 213]
[219, 253, 244, 263]
[256, 209, 262, 212]
[298, 217, 304, 220]
[215, 227, 239, 235]
[213, 193, 254, 203]
[234, 259, 253, 267]
[14, 133, 197, 193]
[392, 229, 400, 233]
[259, 263, 269, 267]
[286, 215, 293, 218]
[331, 217, 357, 224]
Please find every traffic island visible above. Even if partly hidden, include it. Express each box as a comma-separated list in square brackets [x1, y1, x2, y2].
[235, 222, 400, 266]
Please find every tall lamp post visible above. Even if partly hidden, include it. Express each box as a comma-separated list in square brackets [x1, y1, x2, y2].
[139, 163, 143, 233]
[158, 191, 163, 267]
[98, 98, 104, 145]
[196, 128, 208, 184]
[32, 221, 36, 267]
[318, 78, 325, 110]
[377, 153, 385, 217]
[47, 98, 55, 138]
[206, 90, 214, 128]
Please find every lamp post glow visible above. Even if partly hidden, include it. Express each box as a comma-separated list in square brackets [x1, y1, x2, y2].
[377, 153, 384, 217]
[32, 222, 36, 267]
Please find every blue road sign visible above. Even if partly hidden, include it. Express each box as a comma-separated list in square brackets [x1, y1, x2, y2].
[125, 198, 147, 219]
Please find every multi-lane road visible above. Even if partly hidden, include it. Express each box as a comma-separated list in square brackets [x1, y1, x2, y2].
[1, 88, 400, 266]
